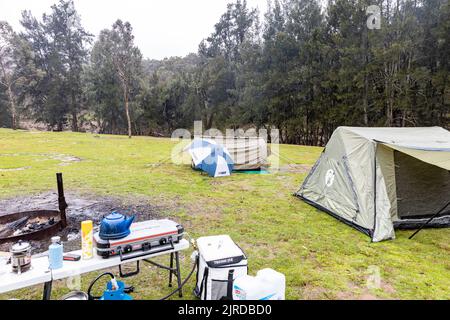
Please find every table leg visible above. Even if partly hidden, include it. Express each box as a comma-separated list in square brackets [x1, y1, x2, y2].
[43, 281, 52, 300]
[175, 252, 182, 298]
[168, 252, 174, 287]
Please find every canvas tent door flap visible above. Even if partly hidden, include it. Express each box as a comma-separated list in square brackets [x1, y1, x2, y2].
[295, 127, 450, 242]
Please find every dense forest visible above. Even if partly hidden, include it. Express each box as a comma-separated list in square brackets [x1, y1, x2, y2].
[0, 0, 448, 145]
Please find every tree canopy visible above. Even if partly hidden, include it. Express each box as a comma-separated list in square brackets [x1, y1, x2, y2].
[0, 0, 448, 144]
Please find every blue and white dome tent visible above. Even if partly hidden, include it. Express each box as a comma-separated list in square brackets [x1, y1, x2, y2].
[184, 138, 234, 177]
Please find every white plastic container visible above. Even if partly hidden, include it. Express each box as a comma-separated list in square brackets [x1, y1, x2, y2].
[232, 268, 285, 300]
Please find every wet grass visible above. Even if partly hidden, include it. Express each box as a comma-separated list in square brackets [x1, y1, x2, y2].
[0, 129, 449, 300]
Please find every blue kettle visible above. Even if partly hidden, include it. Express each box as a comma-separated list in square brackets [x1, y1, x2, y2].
[99, 212, 135, 240]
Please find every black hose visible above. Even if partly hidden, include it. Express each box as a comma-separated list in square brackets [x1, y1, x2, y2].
[87, 272, 115, 300]
[159, 255, 198, 300]
[85, 253, 198, 300]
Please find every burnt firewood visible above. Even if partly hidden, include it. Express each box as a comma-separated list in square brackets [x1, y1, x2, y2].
[0, 216, 30, 236]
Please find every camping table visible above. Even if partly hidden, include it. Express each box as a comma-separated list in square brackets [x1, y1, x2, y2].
[0, 239, 189, 300]
[0, 254, 52, 295]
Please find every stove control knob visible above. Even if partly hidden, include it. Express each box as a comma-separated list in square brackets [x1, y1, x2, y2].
[159, 238, 167, 246]
[124, 245, 132, 253]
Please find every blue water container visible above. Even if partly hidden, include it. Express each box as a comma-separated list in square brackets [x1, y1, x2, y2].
[49, 236, 63, 269]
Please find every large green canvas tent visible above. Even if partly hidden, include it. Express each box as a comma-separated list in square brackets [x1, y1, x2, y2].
[295, 127, 450, 242]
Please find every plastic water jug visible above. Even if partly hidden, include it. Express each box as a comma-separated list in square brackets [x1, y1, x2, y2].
[232, 268, 285, 300]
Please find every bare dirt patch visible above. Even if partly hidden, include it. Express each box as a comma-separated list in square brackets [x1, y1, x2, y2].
[301, 285, 332, 299]
[0, 192, 164, 253]
[0, 153, 82, 168]
[336, 281, 396, 300]
[51, 155, 82, 166]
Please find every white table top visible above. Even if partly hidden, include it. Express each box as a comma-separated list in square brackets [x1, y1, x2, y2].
[0, 239, 189, 294]
[51, 239, 189, 281]
[0, 255, 51, 294]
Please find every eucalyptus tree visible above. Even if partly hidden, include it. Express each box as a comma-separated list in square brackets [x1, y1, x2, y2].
[19, 0, 91, 131]
[0, 22, 19, 129]
[104, 20, 143, 138]
[1, 0, 448, 142]
[86, 31, 124, 134]
[197, 0, 260, 130]
[45, 0, 92, 131]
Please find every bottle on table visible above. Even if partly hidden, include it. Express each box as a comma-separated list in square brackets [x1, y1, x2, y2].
[49, 236, 63, 270]
[81, 220, 93, 260]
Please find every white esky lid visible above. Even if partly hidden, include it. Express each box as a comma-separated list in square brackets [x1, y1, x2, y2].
[196, 235, 244, 262]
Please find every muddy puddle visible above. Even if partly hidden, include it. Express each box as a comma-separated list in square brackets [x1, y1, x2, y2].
[0, 192, 161, 253]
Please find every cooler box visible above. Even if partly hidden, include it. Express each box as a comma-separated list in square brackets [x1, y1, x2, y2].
[194, 235, 248, 300]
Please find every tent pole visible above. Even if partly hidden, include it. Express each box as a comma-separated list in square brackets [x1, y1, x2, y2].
[409, 201, 450, 240]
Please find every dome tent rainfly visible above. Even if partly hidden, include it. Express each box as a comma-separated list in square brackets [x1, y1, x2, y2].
[184, 138, 234, 177]
[295, 126, 450, 242]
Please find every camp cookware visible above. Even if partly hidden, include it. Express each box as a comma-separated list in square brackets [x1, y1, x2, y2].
[60, 291, 89, 300]
[99, 212, 135, 240]
[94, 219, 184, 260]
[10, 240, 32, 274]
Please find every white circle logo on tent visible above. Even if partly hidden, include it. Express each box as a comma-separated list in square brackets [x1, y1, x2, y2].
[325, 169, 335, 187]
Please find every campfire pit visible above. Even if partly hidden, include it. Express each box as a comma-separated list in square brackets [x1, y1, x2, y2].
[0, 173, 68, 245]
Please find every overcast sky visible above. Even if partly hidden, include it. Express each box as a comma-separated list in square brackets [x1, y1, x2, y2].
[0, 0, 268, 60]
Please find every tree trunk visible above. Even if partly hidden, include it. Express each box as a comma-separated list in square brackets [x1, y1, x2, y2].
[6, 84, 17, 130]
[203, 100, 214, 129]
[363, 76, 369, 126]
[362, 26, 369, 126]
[71, 90, 78, 132]
[206, 113, 214, 130]
[384, 61, 393, 126]
[124, 88, 132, 138]
[72, 110, 78, 132]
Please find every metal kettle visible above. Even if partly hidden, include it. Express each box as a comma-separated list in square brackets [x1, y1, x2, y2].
[99, 212, 135, 240]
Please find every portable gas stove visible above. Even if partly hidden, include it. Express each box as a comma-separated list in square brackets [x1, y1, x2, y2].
[94, 219, 184, 260]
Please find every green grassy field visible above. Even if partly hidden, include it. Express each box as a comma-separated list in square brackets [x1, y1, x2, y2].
[0, 129, 449, 300]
